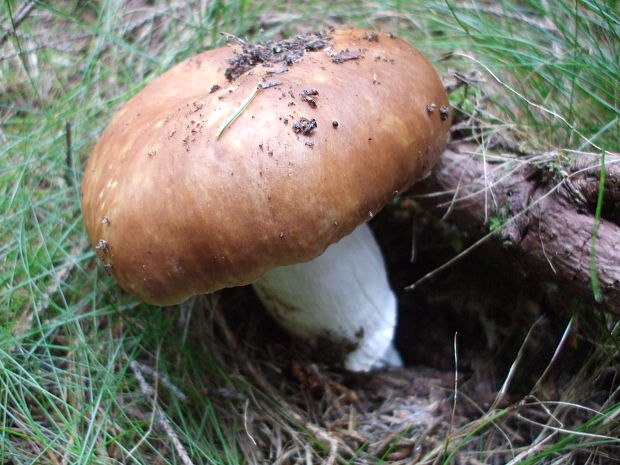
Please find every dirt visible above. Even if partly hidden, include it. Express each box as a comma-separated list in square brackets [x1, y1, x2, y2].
[292, 117, 317, 135]
[331, 49, 363, 63]
[224, 32, 331, 81]
[362, 32, 379, 42]
[300, 89, 319, 108]
[439, 105, 450, 120]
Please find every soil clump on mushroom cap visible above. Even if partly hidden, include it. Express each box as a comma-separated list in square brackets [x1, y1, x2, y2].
[292, 117, 317, 135]
[331, 49, 364, 63]
[224, 32, 331, 81]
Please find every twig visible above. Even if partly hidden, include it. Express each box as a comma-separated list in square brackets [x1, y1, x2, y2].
[220, 32, 247, 45]
[129, 361, 197, 465]
[125, 374, 159, 462]
[135, 361, 188, 402]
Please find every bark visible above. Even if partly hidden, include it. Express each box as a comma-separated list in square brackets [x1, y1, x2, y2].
[414, 142, 620, 317]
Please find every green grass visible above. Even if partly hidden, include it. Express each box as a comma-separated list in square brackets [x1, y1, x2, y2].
[1, 0, 618, 464]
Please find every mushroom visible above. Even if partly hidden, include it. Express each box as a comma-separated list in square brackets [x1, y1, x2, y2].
[81, 29, 450, 371]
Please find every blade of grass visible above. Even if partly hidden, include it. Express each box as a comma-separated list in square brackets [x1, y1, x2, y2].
[589, 149, 607, 302]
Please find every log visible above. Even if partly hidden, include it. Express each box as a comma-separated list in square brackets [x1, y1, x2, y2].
[413, 142, 620, 317]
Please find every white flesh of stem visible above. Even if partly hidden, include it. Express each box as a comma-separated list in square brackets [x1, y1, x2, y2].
[253, 222, 401, 372]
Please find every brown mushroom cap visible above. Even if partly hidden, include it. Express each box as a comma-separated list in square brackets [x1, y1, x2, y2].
[81, 29, 451, 305]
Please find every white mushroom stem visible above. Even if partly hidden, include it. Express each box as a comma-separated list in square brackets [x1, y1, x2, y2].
[253, 223, 402, 372]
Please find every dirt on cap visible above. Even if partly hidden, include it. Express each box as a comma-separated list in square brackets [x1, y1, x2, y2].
[224, 32, 331, 81]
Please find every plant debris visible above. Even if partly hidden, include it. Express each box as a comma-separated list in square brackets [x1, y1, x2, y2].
[439, 105, 450, 120]
[95, 239, 110, 257]
[331, 49, 363, 63]
[199, 386, 248, 402]
[362, 32, 379, 41]
[216, 85, 261, 138]
[224, 32, 330, 81]
[258, 81, 283, 89]
[266, 63, 288, 75]
[300, 89, 319, 108]
[209, 84, 220, 93]
[293, 117, 317, 135]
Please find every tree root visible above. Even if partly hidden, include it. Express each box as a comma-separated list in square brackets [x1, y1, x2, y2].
[415, 142, 620, 316]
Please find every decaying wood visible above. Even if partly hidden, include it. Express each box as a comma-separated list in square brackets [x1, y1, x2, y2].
[415, 142, 620, 316]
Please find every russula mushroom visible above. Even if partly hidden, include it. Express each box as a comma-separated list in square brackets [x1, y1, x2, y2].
[81, 29, 450, 371]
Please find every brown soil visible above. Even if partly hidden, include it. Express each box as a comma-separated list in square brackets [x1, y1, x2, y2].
[224, 32, 331, 81]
